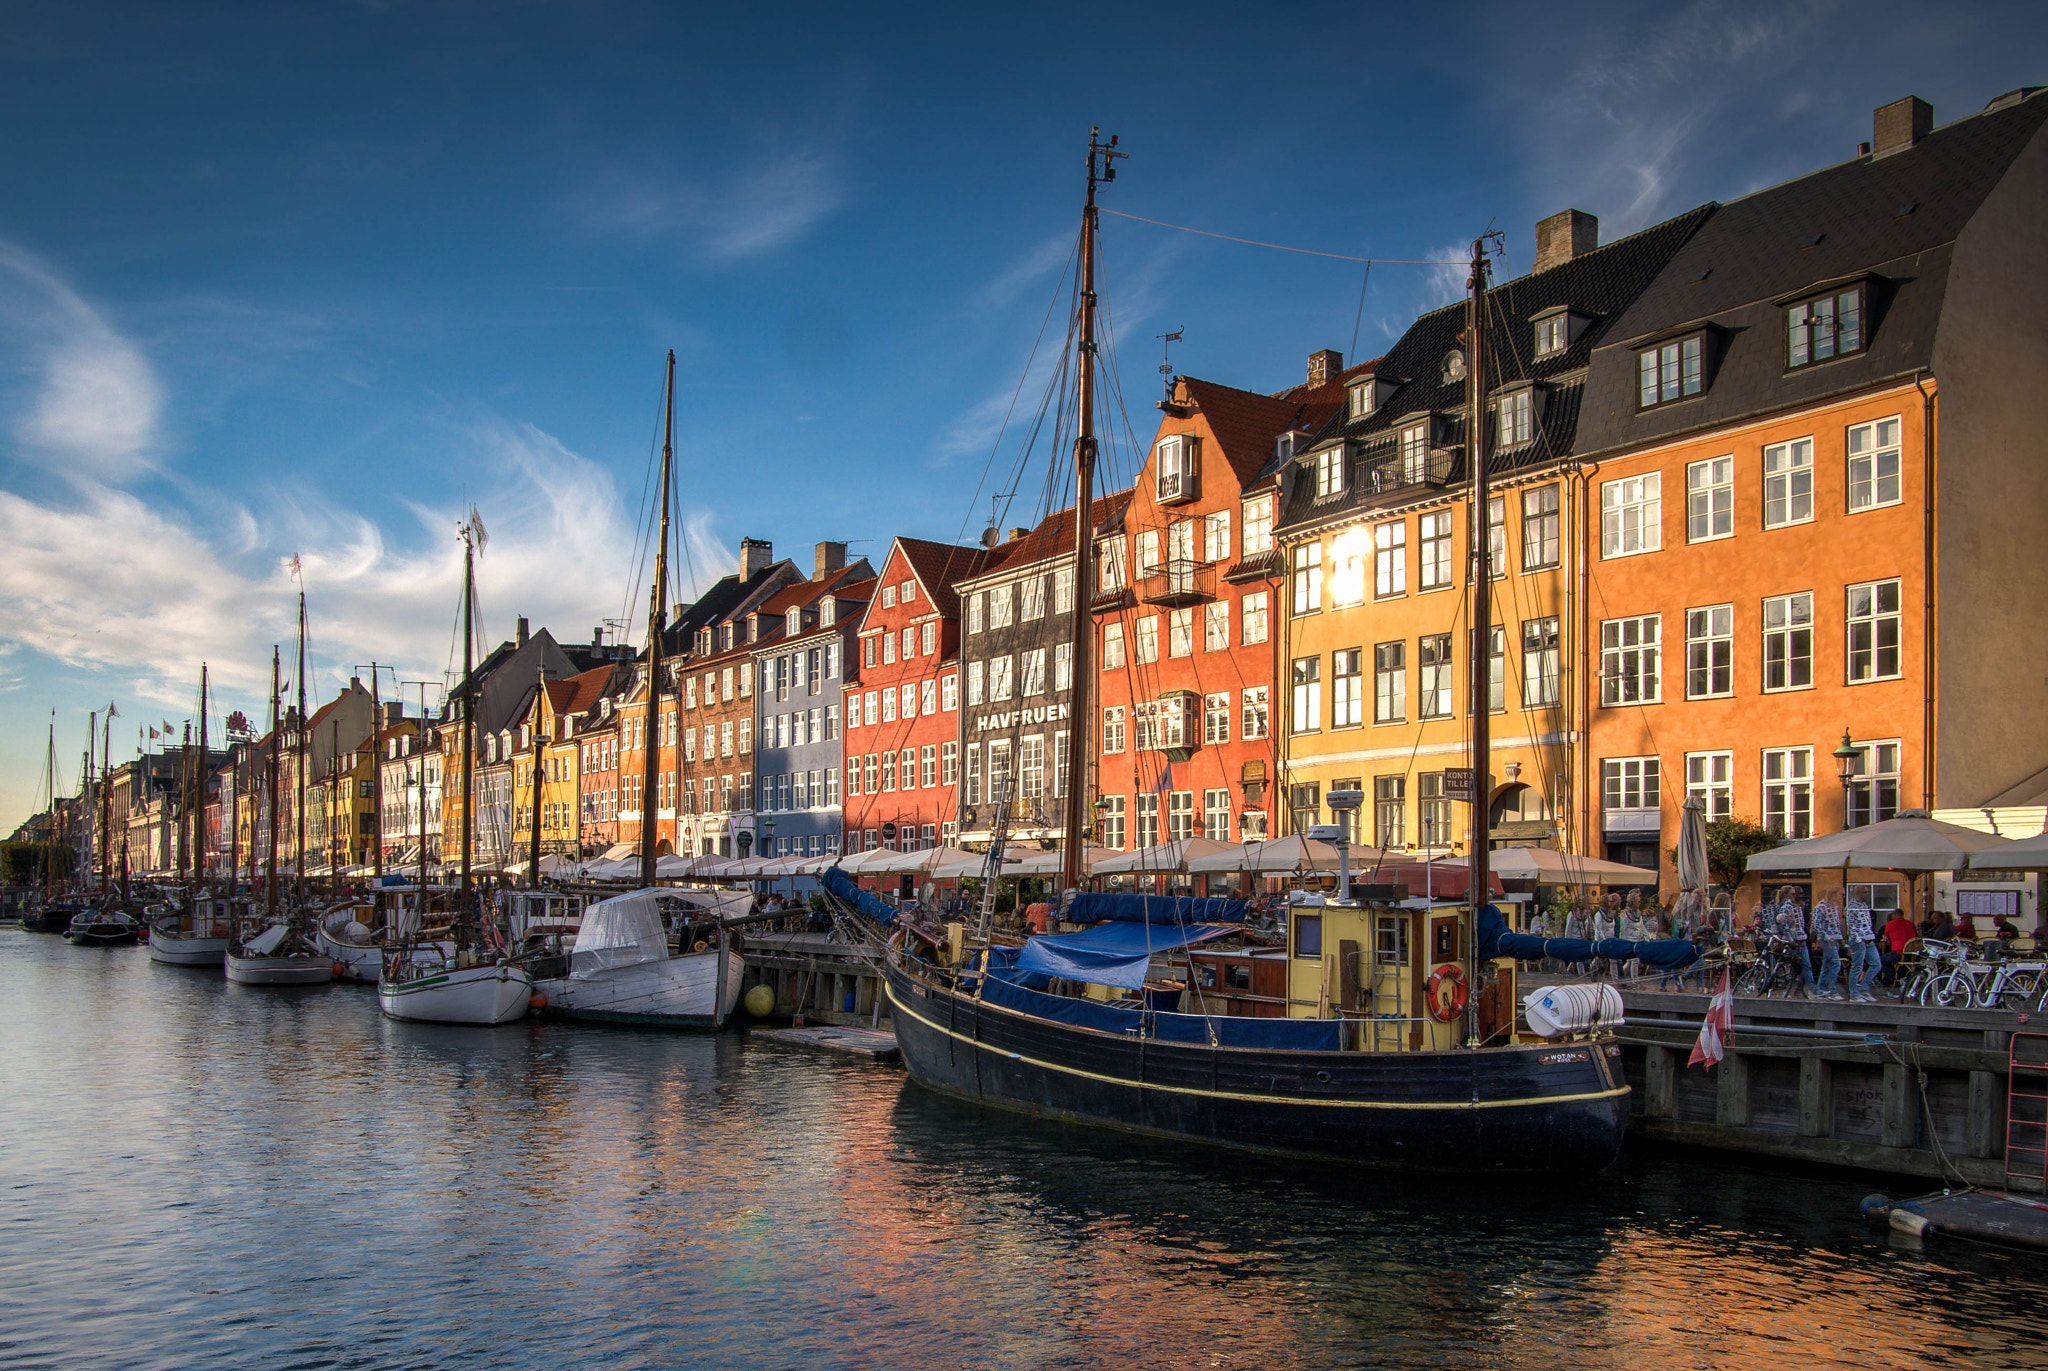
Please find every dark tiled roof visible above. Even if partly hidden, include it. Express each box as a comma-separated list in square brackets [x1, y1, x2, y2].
[1275, 205, 1713, 533]
[1577, 90, 2048, 454]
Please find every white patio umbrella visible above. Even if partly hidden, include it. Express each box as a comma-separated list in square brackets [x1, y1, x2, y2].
[1444, 847, 1660, 883]
[1747, 809, 2008, 873]
[1967, 829, 2048, 871]
[1185, 835, 1346, 875]
[996, 845, 1119, 876]
[1090, 836, 1229, 874]
[833, 847, 902, 875]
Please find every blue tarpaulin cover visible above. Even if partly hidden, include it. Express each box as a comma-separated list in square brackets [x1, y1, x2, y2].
[1066, 892, 1247, 925]
[1474, 903, 1700, 970]
[1015, 918, 1237, 990]
[981, 964, 1344, 1050]
[822, 866, 897, 925]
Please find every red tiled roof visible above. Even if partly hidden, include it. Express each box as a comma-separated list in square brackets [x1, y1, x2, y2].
[1179, 376, 1345, 488]
[892, 536, 988, 618]
[962, 488, 1136, 582]
[552, 664, 618, 718]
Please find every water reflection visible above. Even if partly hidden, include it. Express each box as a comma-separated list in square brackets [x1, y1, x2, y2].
[3, 929, 2044, 1370]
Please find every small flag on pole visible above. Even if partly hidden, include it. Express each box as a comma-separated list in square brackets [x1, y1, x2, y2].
[468, 506, 489, 554]
[149, 726, 159, 741]
[106, 701, 119, 720]
[1689, 965, 1734, 1071]
[287, 553, 302, 581]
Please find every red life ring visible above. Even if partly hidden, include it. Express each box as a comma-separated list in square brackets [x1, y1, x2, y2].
[1425, 964, 1468, 1022]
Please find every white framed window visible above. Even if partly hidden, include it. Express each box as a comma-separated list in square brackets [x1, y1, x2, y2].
[1156, 434, 1197, 502]
[900, 580, 916, 604]
[1496, 388, 1534, 448]
[1136, 530, 1161, 577]
[1167, 790, 1195, 842]
[880, 689, 896, 724]
[880, 584, 897, 609]
[1020, 577, 1046, 621]
[1534, 313, 1569, 357]
[1203, 692, 1230, 745]
[1314, 444, 1346, 497]
[1292, 542, 1321, 614]
[1521, 617, 1560, 709]
[1638, 334, 1704, 408]
[1135, 616, 1159, 664]
[1787, 285, 1863, 368]
[1019, 736, 1045, 800]
[1054, 566, 1074, 615]
[881, 752, 896, 792]
[1398, 424, 1429, 484]
[1601, 473, 1661, 558]
[1291, 657, 1321, 734]
[1332, 647, 1364, 728]
[1419, 633, 1452, 718]
[967, 591, 984, 633]
[1102, 622, 1126, 670]
[1415, 511, 1453, 591]
[1054, 641, 1072, 692]
[966, 662, 985, 707]
[1847, 578, 1902, 682]
[1686, 456, 1734, 542]
[941, 675, 958, 712]
[1373, 521, 1407, 598]
[1102, 706, 1125, 754]
[1374, 775, 1405, 848]
[1135, 794, 1160, 848]
[1419, 772, 1452, 847]
[963, 744, 980, 805]
[1600, 615, 1660, 706]
[882, 631, 895, 665]
[1685, 605, 1734, 699]
[1485, 624, 1505, 713]
[920, 620, 936, 658]
[1372, 642, 1405, 723]
[1167, 607, 1194, 658]
[1098, 537, 1127, 590]
[1099, 794, 1125, 850]
[1762, 746, 1812, 840]
[1203, 789, 1231, 842]
[1203, 511, 1230, 562]
[1847, 881, 1903, 915]
[1685, 751, 1733, 821]
[1242, 497, 1274, 555]
[1763, 438, 1814, 529]
[1241, 591, 1269, 646]
[988, 654, 1014, 701]
[1330, 528, 1367, 606]
[1762, 592, 1813, 692]
[922, 679, 937, 716]
[1241, 686, 1269, 741]
[1847, 416, 1903, 512]
[1522, 485, 1560, 570]
[1020, 648, 1047, 696]
[1203, 600, 1229, 652]
[940, 741, 957, 785]
[1603, 756, 1660, 813]
[987, 583, 1014, 629]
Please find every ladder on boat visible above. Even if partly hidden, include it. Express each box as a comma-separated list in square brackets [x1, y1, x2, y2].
[973, 778, 1015, 942]
[2006, 1031, 2048, 1195]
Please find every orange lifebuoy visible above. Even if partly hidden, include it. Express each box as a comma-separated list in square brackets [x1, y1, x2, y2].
[692, 940, 708, 953]
[1425, 964, 1468, 1022]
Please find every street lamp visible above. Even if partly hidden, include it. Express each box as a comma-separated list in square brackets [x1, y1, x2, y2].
[761, 816, 776, 858]
[1833, 730, 1860, 829]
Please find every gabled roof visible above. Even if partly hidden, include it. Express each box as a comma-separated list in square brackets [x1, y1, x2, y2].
[1174, 377, 1342, 489]
[662, 559, 802, 655]
[892, 536, 988, 619]
[1577, 88, 2048, 454]
[958, 488, 1137, 583]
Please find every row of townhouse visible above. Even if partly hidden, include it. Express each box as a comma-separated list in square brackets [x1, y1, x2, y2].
[161, 88, 2047, 922]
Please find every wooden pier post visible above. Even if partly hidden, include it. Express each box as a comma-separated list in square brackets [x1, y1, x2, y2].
[1642, 1044, 1675, 1120]
[1716, 1049, 1750, 1128]
[1800, 1056, 1834, 1138]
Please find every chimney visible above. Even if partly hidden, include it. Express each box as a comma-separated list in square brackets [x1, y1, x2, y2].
[739, 537, 773, 580]
[1008, 527, 1030, 543]
[592, 626, 604, 651]
[1534, 210, 1598, 273]
[1307, 349, 1343, 388]
[814, 541, 847, 582]
[1873, 96, 1933, 156]
[516, 616, 530, 647]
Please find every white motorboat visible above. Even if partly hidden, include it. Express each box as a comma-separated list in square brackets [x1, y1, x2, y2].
[147, 899, 233, 967]
[224, 921, 335, 986]
[378, 954, 532, 1025]
[529, 889, 745, 1027]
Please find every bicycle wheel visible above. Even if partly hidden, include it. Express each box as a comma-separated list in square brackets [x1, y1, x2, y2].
[1996, 970, 2038, 1012]
[1735, 959, 1771, 998]
[1931, 969, 1970, 1009]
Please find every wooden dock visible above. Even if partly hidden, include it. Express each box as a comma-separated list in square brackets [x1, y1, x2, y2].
[1610, 984, 2048, 1188]
[739, 931, 891, 1029]
[752, 1025, 901, 1061]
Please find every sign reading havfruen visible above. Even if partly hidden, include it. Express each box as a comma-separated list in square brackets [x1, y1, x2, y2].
[973, 702, 1070, 733]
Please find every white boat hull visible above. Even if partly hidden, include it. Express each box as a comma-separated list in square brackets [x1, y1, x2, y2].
[534, 947, 746, 1026]
[316, 925, 382, 982]
[148, 931, 230, 967]
[225, 952, 335, 985]
[379, 962, 532, 1025]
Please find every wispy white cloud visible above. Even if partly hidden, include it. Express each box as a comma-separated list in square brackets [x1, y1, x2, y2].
[0, 241, 162, 482]
[971, 229, 1075, 313]
[579, 147, 844, 262]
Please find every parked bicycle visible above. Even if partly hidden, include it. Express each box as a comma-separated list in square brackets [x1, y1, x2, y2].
[1970, 952, 2048, 1011]
[1735, 935, 1809, 999]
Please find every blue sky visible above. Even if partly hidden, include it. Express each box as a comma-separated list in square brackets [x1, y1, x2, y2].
[2, 0, 2043, 828]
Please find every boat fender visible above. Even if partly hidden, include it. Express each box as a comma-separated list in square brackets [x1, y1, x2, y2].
[1860, 1195, 1894, 1229]
[529, 993, 548, 1010]
[743, 984, 777, 1018]
[1425, 965, 1468, 1022]
[1889, 1208, 1933, 1239]
[333, 963, 348, 978]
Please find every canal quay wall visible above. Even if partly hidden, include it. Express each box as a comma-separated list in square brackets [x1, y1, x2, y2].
[1613, 986, 2045, 1188]
[741, 931, 891, 1028]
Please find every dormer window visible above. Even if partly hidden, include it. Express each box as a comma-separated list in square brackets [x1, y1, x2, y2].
[746, 613, 760, 642]
[1637, 334, 1705, 409]
[820, 598, 836, 627]
[1312, 443, 1347, 498]
[1156, 434, 1199, 505]
[719, 624, 734, 651]
[1494, 386, 1540, 449]
[1346, 375, 1398, 420]
[786, 607, 802, 634]
[1535, 314, 1568, 357]
[1786, 284, 1864, 368]
[1274, 430, 1301, 463]
[1397, 424, 1430, 483]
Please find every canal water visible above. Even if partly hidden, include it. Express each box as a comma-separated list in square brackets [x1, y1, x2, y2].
[5, 930, 2046, 1371]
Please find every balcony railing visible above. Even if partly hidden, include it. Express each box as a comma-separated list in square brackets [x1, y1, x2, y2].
[1134, 558, 1216, 607]
[1365, 449, 1457, 496]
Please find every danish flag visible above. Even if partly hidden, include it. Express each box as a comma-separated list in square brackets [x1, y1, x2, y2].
[1689, 965, 1734, 1070]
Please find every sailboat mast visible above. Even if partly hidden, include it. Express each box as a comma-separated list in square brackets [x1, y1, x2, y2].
[640, 349, 674, 888]
[369, 663, 382, 892]
[268, 645, 281, 921]
[296, 591, 308, 903]
[44, 715, 56, 896]
[85, 712, 97, 891]
[460, 531, 476, 900]
[1464, 236, 1493, 1047]
[179, 721, 192, 879]
[1059, 130, 1121, 892]
[99, 711, 111, 895]
[196, 665, 209, 887]
[530, 662, 545, 889]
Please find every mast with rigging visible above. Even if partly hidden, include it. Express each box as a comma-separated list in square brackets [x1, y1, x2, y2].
[640, 349, 675, 888]
[1463, 233, 1499, 1048]
[1058, 128, 1123, 893]
[267, 646, 281, 923]
[296, 591, 308, 904]
[196, 665, 209, 888]
[459, 520, 478, 902]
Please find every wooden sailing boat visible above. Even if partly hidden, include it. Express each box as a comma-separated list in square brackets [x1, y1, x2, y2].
[227, 641, 332, 984]
[150, 664, 235, 966]
[525, 351, 744, 1028]
[20, 718, 79, 933]
[878, 134, 1650, 1173]
[379, 513, 532, 1024]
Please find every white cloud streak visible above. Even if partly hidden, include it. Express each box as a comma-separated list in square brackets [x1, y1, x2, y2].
[580, 147, 844, 262]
